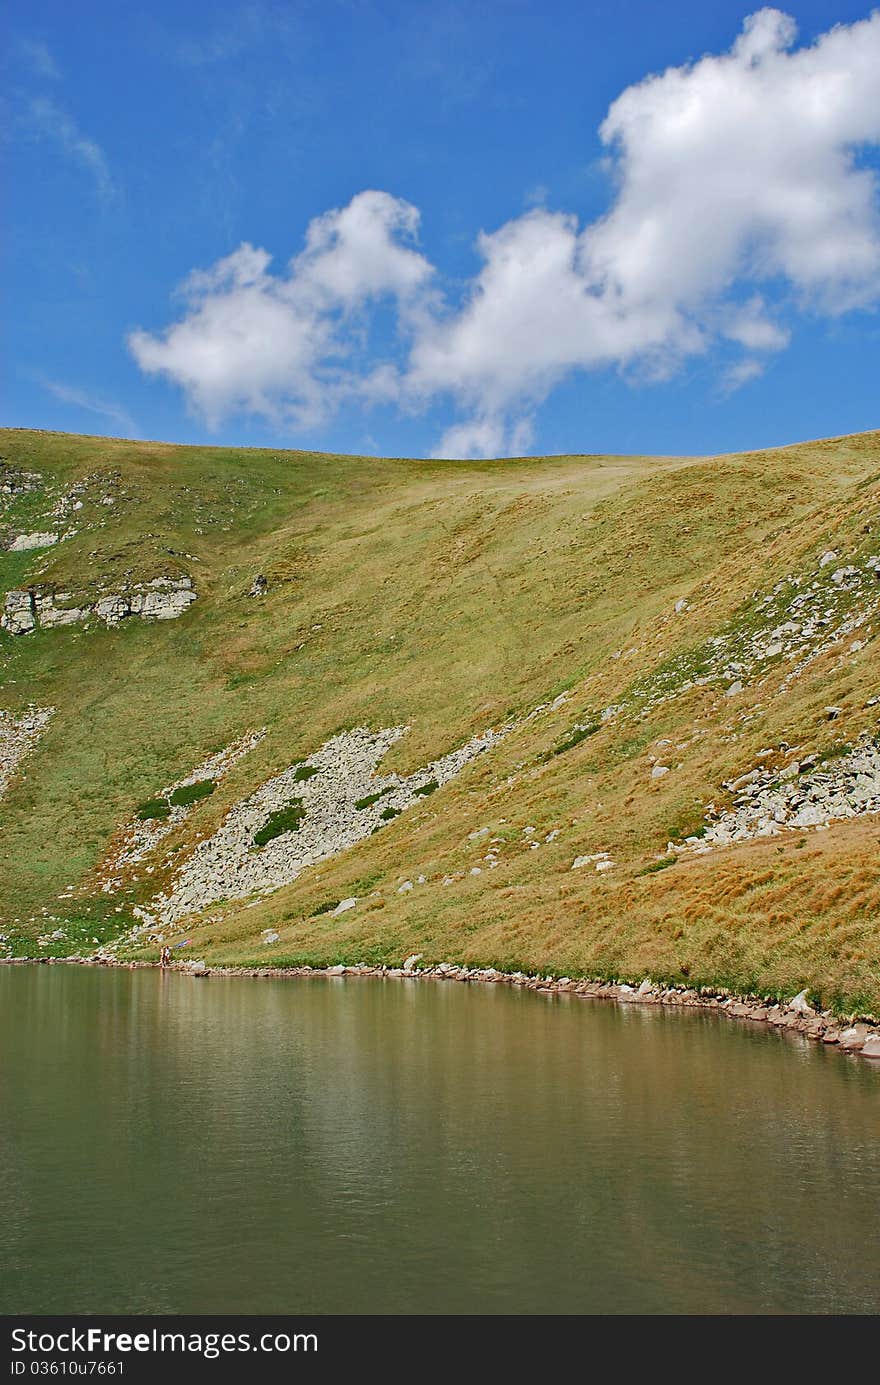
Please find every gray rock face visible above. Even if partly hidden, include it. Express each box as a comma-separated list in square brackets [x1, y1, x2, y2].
[1, 577, 196, 635]
[39, 604, 85, 628]
[93, 595, 129, 624]
[148, 722, 507, 926]
[131, 582, 197, 622]
[1, 590, 36, 635]
[8, 532, 58, 551]
[93, 578, 196, 627]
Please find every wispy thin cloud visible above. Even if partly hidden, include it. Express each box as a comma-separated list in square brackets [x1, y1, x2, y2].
[14, 37, 117, 204]
[170, 1, 301, 67]
[27, 96, 116, 206]
[17, 37, 60, 80]
[720, 359, 767, 395]
[41, 380, 137, 437]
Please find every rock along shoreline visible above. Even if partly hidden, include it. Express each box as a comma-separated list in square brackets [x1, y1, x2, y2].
[6, 953, 880, 1063]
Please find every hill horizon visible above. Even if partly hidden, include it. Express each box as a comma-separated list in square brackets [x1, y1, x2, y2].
[2, 423, 880, 1017]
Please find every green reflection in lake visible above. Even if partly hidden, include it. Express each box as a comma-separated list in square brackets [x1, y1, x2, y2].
[1, 965, 878, 1314]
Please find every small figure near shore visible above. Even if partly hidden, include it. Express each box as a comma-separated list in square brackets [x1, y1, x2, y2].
[160, 945, 171, 969]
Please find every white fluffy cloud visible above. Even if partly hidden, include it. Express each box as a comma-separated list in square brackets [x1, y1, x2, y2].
[589, 7, 880, 316]
[130, 10, 880, 456]
[130, 190, 432, 428]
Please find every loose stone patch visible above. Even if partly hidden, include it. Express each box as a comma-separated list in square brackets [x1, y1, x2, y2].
[145, 723, 507, 927]
[99, 730, 266, 885]
[683, 732, 880, 849]
[0, 706, 54, 799]
[0, 465, 42, 499]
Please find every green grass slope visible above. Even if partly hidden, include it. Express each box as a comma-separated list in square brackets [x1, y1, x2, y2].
[1, 426, 879, 1012]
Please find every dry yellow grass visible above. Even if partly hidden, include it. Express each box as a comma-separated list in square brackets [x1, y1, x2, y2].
[1, 427, 879, 1012]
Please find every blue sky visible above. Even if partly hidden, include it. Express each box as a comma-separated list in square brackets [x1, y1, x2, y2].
[3, 0, 879, 457]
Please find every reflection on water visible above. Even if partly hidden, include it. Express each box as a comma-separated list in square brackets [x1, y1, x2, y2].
[1, 965, 878, 1314]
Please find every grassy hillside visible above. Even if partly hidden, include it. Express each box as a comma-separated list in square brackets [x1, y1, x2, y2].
[2, 425, 879, 1014]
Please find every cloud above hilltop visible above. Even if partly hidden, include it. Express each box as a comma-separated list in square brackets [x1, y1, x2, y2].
[129, 9, 880, 456]
[129, 191, 434, 429]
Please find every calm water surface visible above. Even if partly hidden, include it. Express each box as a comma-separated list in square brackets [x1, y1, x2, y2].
[1, 965, 878, 1315]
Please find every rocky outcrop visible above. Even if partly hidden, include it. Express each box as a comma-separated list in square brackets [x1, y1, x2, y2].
[2, 590, 39, 635]
[1, 577, 196, 635]
[683, 734, 880, 849]
[7, 532, 58, 551]
[144, 723, 507, 927]
[94, 578, 197, 625]
[0, 706, 53, 798]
